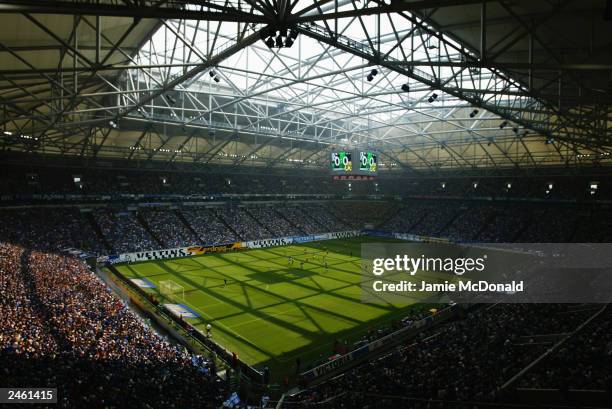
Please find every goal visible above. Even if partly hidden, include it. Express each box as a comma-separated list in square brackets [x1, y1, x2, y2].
[159, 280, 185, 302]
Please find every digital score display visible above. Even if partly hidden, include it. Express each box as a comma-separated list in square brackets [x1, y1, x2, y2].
[331, 151, 353, 172]
[359, 151, 377, 173]
[330, 150, 377, 178]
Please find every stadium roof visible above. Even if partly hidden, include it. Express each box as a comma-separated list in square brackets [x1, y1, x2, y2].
[0, 0, 611, 173]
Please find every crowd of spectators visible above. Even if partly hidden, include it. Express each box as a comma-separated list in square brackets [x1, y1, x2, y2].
[440, 205, 496, 241]
[181, 207, 237, 245]
[247, 207, 297, 237]
[276, 206, 325, 234]
[0, 208, 106, 254]
[477, 210, 532, 243]
[141, 209, 199, 248]
[380, 200, 612, 244]
[218, 208, 275, 241]
[328, 202, 392, 230]
[408, 205, 459, 237]
[571, 208, 612, 243]
[518, 306, 611, 391]
[302, 203, 350, 231]
[286, 304, 604, 408]
[1, 200, 612, 258]
[380, 205, 427, 233]
[94, 211, 158, 254]
[0, 242, 223, 408]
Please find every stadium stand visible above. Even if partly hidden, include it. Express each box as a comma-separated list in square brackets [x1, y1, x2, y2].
[181, 207, 238, 245]
[94, 211, 159, 254]
[1, 185, 610, 408]
[0, 243, 223, 408]
[284, 304, 607, 408]
[141, 209, 200, 248]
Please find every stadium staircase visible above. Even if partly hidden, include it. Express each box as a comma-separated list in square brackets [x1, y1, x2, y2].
[324, 205, 353, 230]
[176, 210, 202, 242]
[135, 213, 165, 248]
[511, 214, 535, 242]
[215, 212, 242, 240]
[435, 209, 464, 236]
[567, 209, 586, 242]
[404, 209, 428, 233]
[296, 206, 327, 231]
[376, 203, 401, 228]
[18, 250, 69, 349]
[274, 209, 305, 235]
[473, 210, 498, 241]
[499, 304, 607, 407]
[243, 208, 275, 236]
[85, 213, 113, 253]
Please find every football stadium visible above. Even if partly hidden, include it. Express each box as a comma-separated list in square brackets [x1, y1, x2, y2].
[0, 1, 611, 408]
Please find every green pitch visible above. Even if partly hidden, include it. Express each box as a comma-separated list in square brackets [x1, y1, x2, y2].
[111, 236, 437, 380]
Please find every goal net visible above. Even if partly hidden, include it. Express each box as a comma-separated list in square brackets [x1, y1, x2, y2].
[159, 280, 185, 303]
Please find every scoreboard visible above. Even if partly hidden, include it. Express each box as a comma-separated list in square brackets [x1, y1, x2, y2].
[359, 151, 377, 173]
[331, 150, 377, 180]
[331, 151, 353, 172]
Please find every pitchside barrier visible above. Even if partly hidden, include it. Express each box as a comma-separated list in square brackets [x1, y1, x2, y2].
[101, 231, 362, 264]
[99, 230, 454, 265]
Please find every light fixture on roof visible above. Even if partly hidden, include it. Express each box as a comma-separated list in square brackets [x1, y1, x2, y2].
[367, 68, 378, 82]
[428, 93, 438, 103]
[401, 84, 410, 92]
[469, 109, 479, 118]
[213, 76, 220, 83]
[499, 121, 508, 129]
[109, 120, 118, 129]
[262, 26, 298, 49]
